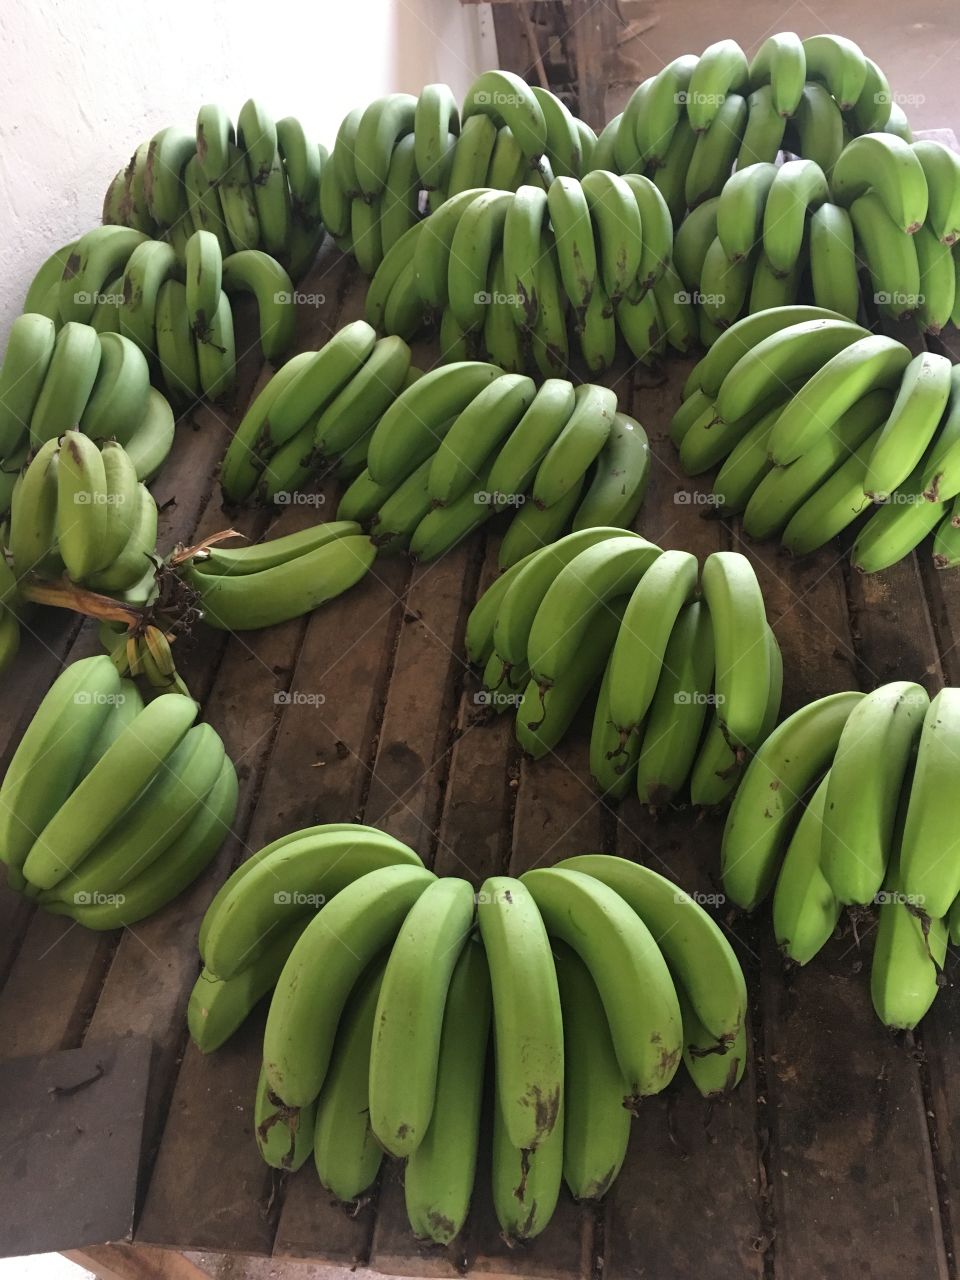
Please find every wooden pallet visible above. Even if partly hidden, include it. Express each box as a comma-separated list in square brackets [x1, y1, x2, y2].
[4, 142, 960, 1276]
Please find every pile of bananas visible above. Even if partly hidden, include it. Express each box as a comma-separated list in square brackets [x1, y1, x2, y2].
[673, 306, 960, 572]
[364, 173, 686, 375]
[0, 431, 161, 672]
[321, 73, 595, 277]
[6, 431, 158, 595]
[466, 537, 781, 804]
[22, 224, 298, 407]
[721, 683, 960, 1031]
[602, 34, 912, 227]
[171, 519, 376, 631]
[0, 654, 236, 926]
[0, 312, 174, 514]
[219, 320, 649, 562]
[674, 136, 959, 341]
[103, 100, 326, 279]
[188, 825, 746, 1240]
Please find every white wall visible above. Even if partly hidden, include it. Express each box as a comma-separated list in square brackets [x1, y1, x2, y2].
[0, 0, 493, 341]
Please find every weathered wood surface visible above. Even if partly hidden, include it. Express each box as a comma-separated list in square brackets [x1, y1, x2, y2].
[3, 176, 960, 1277]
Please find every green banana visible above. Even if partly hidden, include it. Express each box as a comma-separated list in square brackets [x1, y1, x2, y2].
[863, 351, 953, 500]
[832, 130, 928, 233]
[522, 867, 682, 1099]
[29, 320, 102, 446]
[311, 960, 385, 1200]
[772, 774, 841, 965]
[820, 681, 928, 906]
[263, 863, 436, 1106]
[898, 688, 960, 919]
[781, 426, 881, 556]
[690, 626, 783, 807]
[721, 691, 864, 909]
[475, 874, 564, 1150]
[0, 656, 122, 885]
[367, 360, 503, 486]
[0, 313, 57, 456]
[572, 412, 649, 530]
[188, 922, 307, 1053]
[368, 877, 475, 1156]
[737, 85, 786, 168]
[634, 599, 715, 805]
[462, 70, 547, 163]
[809, 202, 860, 320]
[403, 938, 490, 1242]
[701, 550, 771, 747]
[607, 548, 699, 737]
[553, 941, 631, 1200]
[742, 388, 892, 539]
[768, 332, 911, 464]
[182, 533, 376, 630]
[749, 31, 806, 116]
[532, 381, 615, 508]
[22, 692, 198, 891]
[559, 853, 748, 1046]
[525, 533, 661, 686]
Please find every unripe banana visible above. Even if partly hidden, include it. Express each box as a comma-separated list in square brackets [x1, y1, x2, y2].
[403, 938, 490, 1243]
[721, 691, 864, 909]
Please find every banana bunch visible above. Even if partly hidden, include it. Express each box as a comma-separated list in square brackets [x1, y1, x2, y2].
[365, 172, 682, 375]
[322, 76, 594, 279]
[725, 682, 960, 1032]
[21, 224, 297, 407]
[172, 517, 375, 631]
[345, 372, 649, 562]
[219, 319, 395, 504]
[601, 35, 912, 227]
[675, 131, 959, 338]
[673, 306, 960, 573]
[5, 431, 159, 597]
[201, 829, 745, 1240]
[104, 100, 326, 280]
[466, 533, 781, 804]
[0, 312, 175, 500]
[0, 653, 236, 920]
[219, 324, 650, 558]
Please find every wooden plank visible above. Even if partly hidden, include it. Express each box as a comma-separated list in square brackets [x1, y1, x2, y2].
[362, 541, 480, 859]
[137, 1013, 275, 1255]
[603, 360, 765, 1279]
[747, 545, 948, 1276]
[136, 255, 366, 1257]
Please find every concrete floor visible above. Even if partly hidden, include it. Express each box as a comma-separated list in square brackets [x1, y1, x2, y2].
[610, 0, 959, 134]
